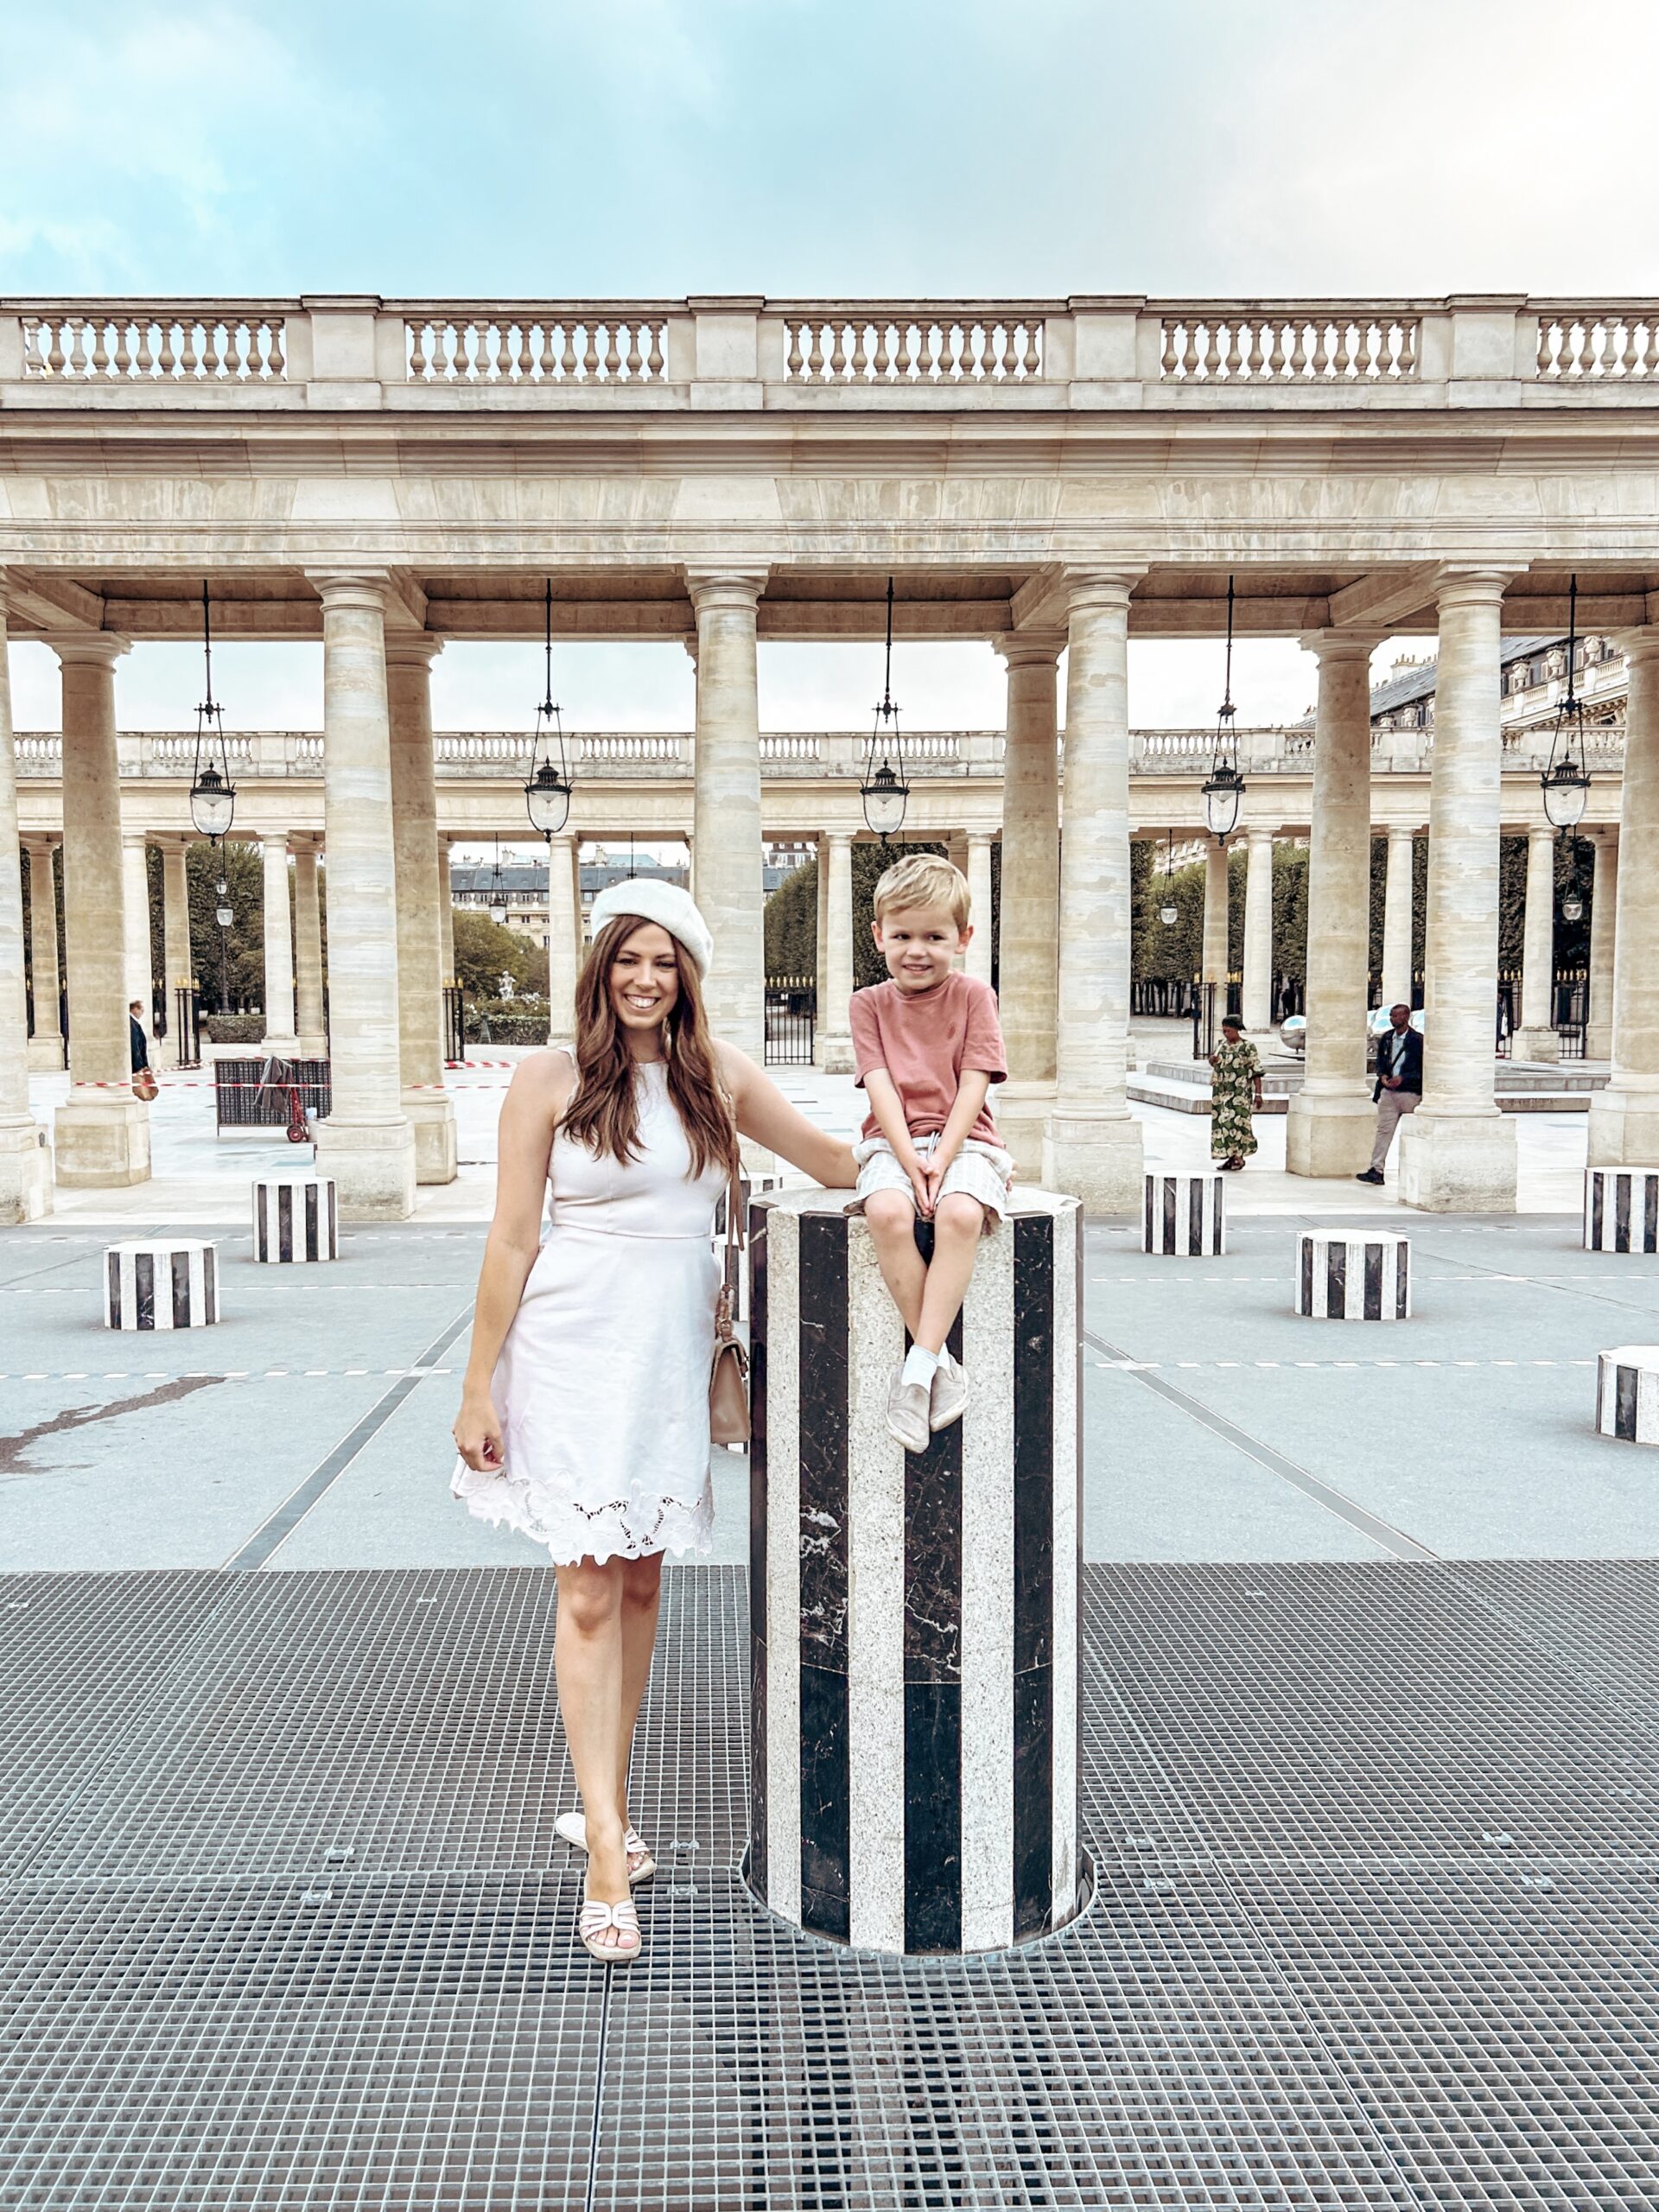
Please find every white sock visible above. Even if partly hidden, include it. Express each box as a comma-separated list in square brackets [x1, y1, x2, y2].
[901, 1344, 939, 1389]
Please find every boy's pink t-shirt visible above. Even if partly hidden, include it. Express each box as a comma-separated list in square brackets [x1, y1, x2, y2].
[849, 972, 1007, 1146]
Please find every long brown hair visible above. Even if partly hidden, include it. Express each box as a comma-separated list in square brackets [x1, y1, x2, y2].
[560, 912, 739, 1179]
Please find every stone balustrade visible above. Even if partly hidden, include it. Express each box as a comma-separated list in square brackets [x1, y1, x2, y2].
[5, 295, 1658, 409]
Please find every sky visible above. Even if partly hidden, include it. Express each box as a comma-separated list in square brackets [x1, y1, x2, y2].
[3, 0, 1649, 747]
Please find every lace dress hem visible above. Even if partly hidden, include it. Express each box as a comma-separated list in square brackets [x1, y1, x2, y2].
[451, 1459, 714, 1567]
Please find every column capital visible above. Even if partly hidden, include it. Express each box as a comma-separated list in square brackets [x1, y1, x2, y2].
[382, 632, 444, 671]
[1387, 820, 1422, 841]
[119, 826, 149, 851]
[826, 828, 855, 847]
[1618, 624, 1659, 666]
[260, 831, 294, 854]
[1433, 566, 1516, 611]
[967, 829, 995, 849]
[1059, 567, 1141, 617]
[994, 629, 1066, 670]
[20, 830, 60, 853]
[1300, 628, 1382, 663]
[307, 569, 394, 613]
[1244, 823, 1276, 846]
[683, 565, 769, 613]
[44, 631, 131, 670]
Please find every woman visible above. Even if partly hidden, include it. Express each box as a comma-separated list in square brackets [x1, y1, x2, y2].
[1208, 1014, 1263, 1171]
[451, 882, 856, 1966]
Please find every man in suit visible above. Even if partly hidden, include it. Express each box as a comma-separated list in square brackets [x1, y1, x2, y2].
[1357, 1003, 1422, 1185]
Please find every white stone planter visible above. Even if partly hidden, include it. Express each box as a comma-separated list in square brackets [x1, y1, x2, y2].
[1142, 1170, 1225, 1255]
[747, 1187, 1083, 1955]
[1295, 1230, 1410, 1319]
[105, 1239, 219, 1330]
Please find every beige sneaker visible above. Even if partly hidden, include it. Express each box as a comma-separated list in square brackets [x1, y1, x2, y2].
[929, 1351, 968, 1433]
[886, 1360, 931, 1453]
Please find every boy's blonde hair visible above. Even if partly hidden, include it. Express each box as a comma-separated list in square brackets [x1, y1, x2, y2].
[871, 852, 971, 931]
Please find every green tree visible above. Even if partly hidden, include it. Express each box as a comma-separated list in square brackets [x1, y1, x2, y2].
[765, 857, 817, 976]
[452, 907, 544, 1001]
[186, 840, 266, 1010]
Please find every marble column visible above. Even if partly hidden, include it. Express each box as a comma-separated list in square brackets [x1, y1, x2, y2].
[995, 633, 1063, 1179]
[1242, 827, 1274, 1034]
[964, 832, 995, 984]
[546, 831, 579, 1044]
[1286, 634, 1377, 1178]
[258, 833, 299, 1053]
[687, 567, 767, 1064]
[1381, 824, 1417, 1012]
[1589, 631, 1659, 1164]
[122, 830, 155, 1048]
[52, 632, 149, 1187]
[386, 636, 458, 1185]
[1586, 828, 1618, 1062]
[815, 830, 855, 1072]
[1201, 838, 1230, 987]
[292, 836, 327, 1057]
[307, 572, 416, 1218]
[1513, 824, 1560, 1062]
[0, 589, 50, 1220]
[1043, 570, 1143, 1209]
[160, 835, 193, 1065]
[24, 837, 64, 1072]
[1398, 572, 1517, 1211]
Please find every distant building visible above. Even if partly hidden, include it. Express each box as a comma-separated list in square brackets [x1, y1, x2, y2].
[1366, 634, 1627, 743]
[448, 852, 688, 943]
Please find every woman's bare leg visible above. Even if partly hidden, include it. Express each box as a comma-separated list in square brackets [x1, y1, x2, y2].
[554, 1556, 635, 1953]
[615, 1551, 665, 1840]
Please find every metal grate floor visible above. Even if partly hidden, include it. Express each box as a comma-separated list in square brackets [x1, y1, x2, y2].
[3, 1560, 1658, 2208]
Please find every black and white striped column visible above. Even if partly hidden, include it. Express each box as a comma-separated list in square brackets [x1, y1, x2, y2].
[713, 1170, 785, 1320]
[252, 1177, 339, 1263]
[747, 1188, 1082, 1955]
[105, 1240, 219, 1331]
[1143, 1170, 1225, 1255]
[1597, 1347, 1659, 1443]
[1295, 1230, 1410, 1319]
[1585, 1169, 1659, 1254]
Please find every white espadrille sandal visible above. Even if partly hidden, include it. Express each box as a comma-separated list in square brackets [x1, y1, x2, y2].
[578, 1893, 641, 1964]
[555, 1809, 656, 1885]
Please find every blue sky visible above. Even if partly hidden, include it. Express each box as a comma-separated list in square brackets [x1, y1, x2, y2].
[3, 0, 1651, 754]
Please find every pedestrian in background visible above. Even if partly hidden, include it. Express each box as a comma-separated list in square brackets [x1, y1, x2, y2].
[1357, 1003, 1422, 1185]
[1209, 1014, 1263, 1171]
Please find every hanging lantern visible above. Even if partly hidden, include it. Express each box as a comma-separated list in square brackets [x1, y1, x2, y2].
[1540, 575, 1592, 835]
[861, 577, 910, 842]
[188, 583, 237, 842]
[214, 879, 233, 931]
[1200, 576, 1246, 842]
[1561, 890, 1585, 924]
[524, 578, 574, 840]
[486, 835, 510, 925]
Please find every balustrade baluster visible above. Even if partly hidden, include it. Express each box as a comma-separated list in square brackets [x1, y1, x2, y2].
[208, 321, 226, 378]
[180, 321, 200, 378]
[429, 322, 450, 379]
[1022, 321, 1041, 378]
[625, 323, 644, 378]
[111, 321, 133, 378]
[1536, 320, 1555, 377]
[893, 323, 916, 379]
[824, 322, 845, 378]
[1288, 322, 1308, 378]
[1395, 320, 1416, 379]
[88, 320, 111, 377]
[871, 321, 891, 379]
[67, 319, 89, 378]
[510, 323, 530, 381]
[1221, 322, 1243, 379]
[1204, 324, 1225, 378]
[1310, 321, 1332, 377]
[1243, 321, 1263, 379]
[805, 322, 824, 380]
[849, 321, 868, 379]
[604, 322, 621, 378]
[409, 322, 428, 380]
[557, 324, 577, 378]
[646, 321, 664, 378]
[1264, 322, 1286, 378]
[582, 323, 601, 380]
[1179, 323, 1199, 378]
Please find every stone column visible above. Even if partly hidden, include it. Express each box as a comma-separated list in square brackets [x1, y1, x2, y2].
[24, 837, 64, 1071]
[1201, 838, 1230, 987]
[1242, 827, 1274, 1034]
[686, 568, 767, 1064]
[258, 833, 299, 1053]
[1043, 570, 1143, 1208]
[1398, 572, 1517, 1211]
[308, 572, 416, 1218]
[122, 830, 155, 1048]
[1513, 824, 1560, 1062]
[0, 588, 51, 1219]
[51, 632, 149, 1187]
[814, 830, 855, 1071]
[1589, 631, 1659, 1164]
[385, 635, 458, 1185]
[813, 832, 831, 1042]
[1586, 828, 1618, 1061]
[1286, 634, 1377, 1178]
[292, 836, 327, 1057]
[160, 836, 193, 1065]
[437, 835, 456, 982]
[995, 634, 1063, 1179]
[545, 831, 579, 1044]
[964, 832, 995, 984]
[1381, 824, 1417, 1012]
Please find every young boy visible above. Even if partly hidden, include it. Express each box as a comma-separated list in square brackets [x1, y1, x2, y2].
[847, 853, 1014, 1452]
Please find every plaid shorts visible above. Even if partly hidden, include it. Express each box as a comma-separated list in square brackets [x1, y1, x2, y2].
[847, 1134, 1013, 1232]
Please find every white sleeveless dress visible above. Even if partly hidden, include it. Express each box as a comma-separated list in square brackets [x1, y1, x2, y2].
[451, 1057, 723, 1564]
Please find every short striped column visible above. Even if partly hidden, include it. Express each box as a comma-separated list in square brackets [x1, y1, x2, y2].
[1597, 1348, 1659, 1444]
[1143, 1170, 1225, 1255]
[105, 1240, 219, 1331]
[747, 1188, 1083, 1955]
[1585, 1169, 1659, 1254]
[714, 1170, 785, 1319]
[252, 1177, 340, 1263]
[1295, 1230, 1410, 1320]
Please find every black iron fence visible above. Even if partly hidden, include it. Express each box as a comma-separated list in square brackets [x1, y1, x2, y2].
[171, 985, 202, 1068]
[443, 984, 466, 1065]
[1191, 978, 1243, 1062]
[1132, 979, 1198, 1018]
[214, 1057, 332, 1136]
[765, 975, 817, 1067]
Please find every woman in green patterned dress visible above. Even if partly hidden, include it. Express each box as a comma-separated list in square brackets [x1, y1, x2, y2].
[1209, 1014, 1264, 1171]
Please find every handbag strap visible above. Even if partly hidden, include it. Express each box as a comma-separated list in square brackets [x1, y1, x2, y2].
[725, 1166, 743, 1266]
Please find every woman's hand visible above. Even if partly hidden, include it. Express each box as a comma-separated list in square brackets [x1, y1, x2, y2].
[453, 1388, 505, 1473]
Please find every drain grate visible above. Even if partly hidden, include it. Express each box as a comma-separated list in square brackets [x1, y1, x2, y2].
[2, 1560, 1657, 2205]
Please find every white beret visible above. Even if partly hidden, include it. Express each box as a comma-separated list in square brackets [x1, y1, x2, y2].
[588, 880, 715, 977]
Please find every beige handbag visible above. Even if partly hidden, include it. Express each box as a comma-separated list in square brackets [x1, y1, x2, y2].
[709, 1169, 751, 1447]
